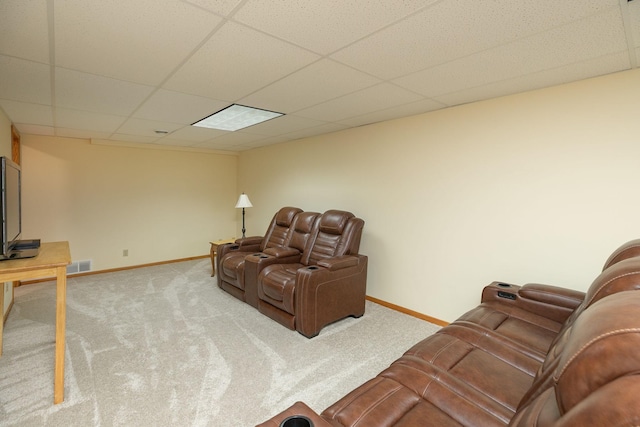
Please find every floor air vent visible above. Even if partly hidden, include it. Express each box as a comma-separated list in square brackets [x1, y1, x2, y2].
[67, 260, 92, 275]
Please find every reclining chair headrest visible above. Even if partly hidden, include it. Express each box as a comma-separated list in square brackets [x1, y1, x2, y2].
[602, 238, 640, 271]
[583, 256, 640, 309]
[275, 207, 303, 227]
[294, 212, 319, 233]
[319, 210, 355, 235]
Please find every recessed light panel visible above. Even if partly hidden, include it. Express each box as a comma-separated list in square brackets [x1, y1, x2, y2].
[192, 104, 283, 131]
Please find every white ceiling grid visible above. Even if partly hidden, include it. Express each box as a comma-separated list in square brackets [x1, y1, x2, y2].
[0, 0, 638, 153]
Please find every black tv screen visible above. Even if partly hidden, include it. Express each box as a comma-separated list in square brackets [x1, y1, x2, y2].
[1, 156, 22, 257]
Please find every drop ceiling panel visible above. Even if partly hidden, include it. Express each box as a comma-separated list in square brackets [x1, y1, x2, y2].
[277, 123, 349, 142]
[395, 8, 628, 98]
[55, 108, 127, 133]
[240, 59, 381, 113]
[55, 68, 155, 116]
[15, 124, 55, 136]
[182, 0, 244, 17]
[0, 1, 637, 152]
[295, 83, 423, 123]
[56, 127, 113, 140]
[239, 115, 329, 137]
[233, 0, 436, 55]
[133, 89, 229, 124]
[0, 100, 54, 126]
[54, 0, 223, 85]
[338, 98, 446, 128]
[164, 21, 320, 101]
[116, 118, 184, 138]
[630, 1, 640, 48]
[0, 56, 51, 104]
[0, 0, 50, 63]
[331, 0, 621, 80]
[166, 125, 227, 142]
[435, 51, 632, 108]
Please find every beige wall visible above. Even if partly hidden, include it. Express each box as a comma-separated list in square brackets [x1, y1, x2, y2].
[21, 136, 238, 271]
[238, 68, 640, 322]
[0, 109, 13, 316]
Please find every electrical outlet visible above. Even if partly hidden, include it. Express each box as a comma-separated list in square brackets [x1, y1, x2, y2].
[123, 249, 128, 257]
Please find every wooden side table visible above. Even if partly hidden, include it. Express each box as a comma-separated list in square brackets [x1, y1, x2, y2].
[0, 241, 71, 404]
[209, 238, 236, 277]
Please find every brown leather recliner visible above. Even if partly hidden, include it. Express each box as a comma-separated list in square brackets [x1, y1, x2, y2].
[244, 209, 367, 338]
[257, 239, 640, 427]
[216, 206, 302, 307]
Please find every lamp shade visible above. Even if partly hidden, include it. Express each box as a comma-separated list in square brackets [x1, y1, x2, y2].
[235, 193, 253, 208]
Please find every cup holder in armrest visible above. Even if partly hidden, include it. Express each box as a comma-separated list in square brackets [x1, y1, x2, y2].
[280, 415, 313, 427]
[307, 266, 319, 270]
[259, 255, 269, 259]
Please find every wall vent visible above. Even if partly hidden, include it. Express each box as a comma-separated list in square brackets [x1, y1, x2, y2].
[67, 260, 92, 275]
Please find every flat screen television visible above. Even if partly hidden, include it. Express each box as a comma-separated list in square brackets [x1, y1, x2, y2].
[1, 156, 39, 260]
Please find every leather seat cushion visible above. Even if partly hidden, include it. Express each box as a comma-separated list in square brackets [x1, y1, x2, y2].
[260, 263, 302, 313]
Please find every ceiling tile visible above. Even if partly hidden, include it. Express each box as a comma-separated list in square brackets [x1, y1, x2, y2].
[279, 123, 349, 141]
[116, 118, 185, 138]
[630, 1, 640, 48]
[394, 7, 628, 98]
[55, 68, 154, 116]
[182, 0, 244, 17]
[0, 100, 54, 126]
[133, 89, 229, 125]
[240, 59, 381, 113]
[295, 83, 423, 122]
[56, 127, 113, 140]
[54, 0, 223, 85]
[14, 124, 55, 136]
[233, 0, 435, 55]
[0, 55, 51, 104]
[331, 0, 621, 80]
[166, 125, 227, 142]
[337, 98, 446, 128]
[55, 108, 127, 133]
[164, 21, 319, 101]
[435, 51, 631, 107]
[0, 0, 50, 63]
[240, 115, 329, 137]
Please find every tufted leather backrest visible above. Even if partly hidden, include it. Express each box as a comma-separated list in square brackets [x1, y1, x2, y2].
[260, 207, 303, 251]
[511, 291, 640, 426]
[300, 210, 364, 266]
[285, 211, 320, 252]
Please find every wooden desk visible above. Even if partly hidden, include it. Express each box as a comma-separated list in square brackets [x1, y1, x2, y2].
[209, 238, 236, 276]
[0, 241, 71, 404]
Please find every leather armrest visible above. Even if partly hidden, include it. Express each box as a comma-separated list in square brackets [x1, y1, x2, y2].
[481, 281, 584, 324]
[235, 236, 263, 247]
[255, 401, 332, 427]
[519, 283, 585, 310]
[263, 247, 301, 258]
[317, 255, 358, 271]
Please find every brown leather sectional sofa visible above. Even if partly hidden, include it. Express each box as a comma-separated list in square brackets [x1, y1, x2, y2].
[258, 239, 640, 426]
[217, 207, 367, 338]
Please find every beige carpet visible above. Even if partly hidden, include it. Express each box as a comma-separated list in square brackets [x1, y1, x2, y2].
[0, 259, 440, 426]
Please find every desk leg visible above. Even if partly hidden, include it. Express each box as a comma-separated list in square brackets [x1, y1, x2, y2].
[54, 266, 67, 404]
